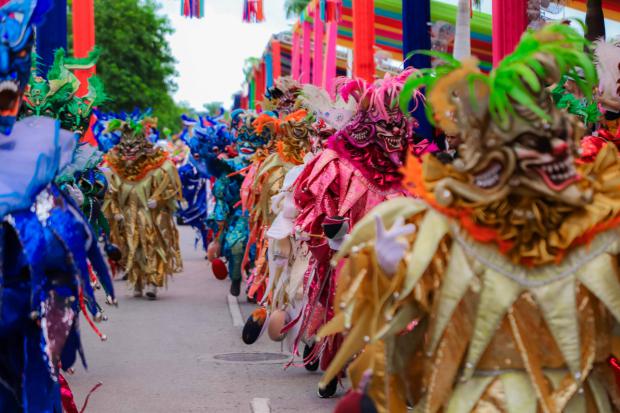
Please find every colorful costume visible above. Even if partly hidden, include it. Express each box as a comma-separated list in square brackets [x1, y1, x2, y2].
[322, 24, 620, 412]
[291, 72, 420, 396]
[0, 1, 115, 411]
[104, 122, 183, 299]
[181, 117, 232, 252]
[205, 110, 270, 296]
[244, 110, 313, 300]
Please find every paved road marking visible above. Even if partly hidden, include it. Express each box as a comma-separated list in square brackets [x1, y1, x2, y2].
[250, 398, 271, 413]
[227, 294, 244, 327]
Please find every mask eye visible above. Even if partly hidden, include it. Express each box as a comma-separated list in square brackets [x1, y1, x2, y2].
[15, 50, 28, 58]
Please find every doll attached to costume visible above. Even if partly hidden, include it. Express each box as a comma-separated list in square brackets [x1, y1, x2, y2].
[321, 24, 620, 413]
[204, 110, 270, 297]
[104, 120, 183, 300]
[291, 71, 420, 397]
[0, 1, 116, 411]
[180, 115, 233, 253]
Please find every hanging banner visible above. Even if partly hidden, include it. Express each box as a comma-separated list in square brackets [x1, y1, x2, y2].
[181, 0, 205, 18]
[72, 0, 95, 96]
[312, 2, 324, 86]
[351, 0, 375, 82]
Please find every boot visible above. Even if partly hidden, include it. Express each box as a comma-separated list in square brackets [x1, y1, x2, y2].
[230, 279, 241, 297]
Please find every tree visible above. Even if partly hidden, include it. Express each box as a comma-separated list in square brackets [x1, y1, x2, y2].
[94, 0, 182, 131]
[284, 0, 311, 18]
[585, 0, 606, 42]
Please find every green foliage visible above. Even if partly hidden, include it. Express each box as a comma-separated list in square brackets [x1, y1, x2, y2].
[284, 0, 311, 18]
[94, 0, 183, 132]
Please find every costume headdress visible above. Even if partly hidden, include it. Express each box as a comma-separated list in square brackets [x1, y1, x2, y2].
[253, 109, 312, 164]
[400, 23, 596, 207]
[105, 120, 167, 182]
[21, 48, 106, 134]
[0, 0, 53, 133]
[262, 77, 303, 115]
[328, 69, 420, 188]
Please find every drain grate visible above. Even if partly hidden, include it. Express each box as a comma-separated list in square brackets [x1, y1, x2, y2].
[213, 352, 289, 363]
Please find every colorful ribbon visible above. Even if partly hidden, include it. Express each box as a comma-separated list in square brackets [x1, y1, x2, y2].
[242, 0, 264, 23]
[181, 0, 205, 19]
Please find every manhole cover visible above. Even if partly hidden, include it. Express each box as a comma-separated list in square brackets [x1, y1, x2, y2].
[213, 352, 289, 363]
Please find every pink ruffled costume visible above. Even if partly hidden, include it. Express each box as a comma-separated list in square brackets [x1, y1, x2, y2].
[290, 70, 421, 374]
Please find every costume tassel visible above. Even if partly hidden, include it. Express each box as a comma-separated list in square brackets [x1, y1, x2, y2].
[181, 0, 205, 18]
[243, 0, 265, 23]
[59, 373, 103, 413]
[322, 0, 342, 23]
[79, 288, 107, 341]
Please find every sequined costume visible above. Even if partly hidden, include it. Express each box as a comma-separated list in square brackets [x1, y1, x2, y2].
[321, 24, 620, 413]
[202, 111, 269, 295]
[291, 72, 420, 394]
[244, 110, 312, 301]
[0, 2, 115, 411]
[103, 122, 183, 293]
[180, 117, 232, 252]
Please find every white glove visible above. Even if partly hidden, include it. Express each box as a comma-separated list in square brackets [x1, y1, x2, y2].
[180, 200, 188, 210]
[66, 184, 84, 206]
[374, 215, 416, 276]
[114, 214, 124, 222]
[270, 192, 286, 214]
[147, 199, 157, 209]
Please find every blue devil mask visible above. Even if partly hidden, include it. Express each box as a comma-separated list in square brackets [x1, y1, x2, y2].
[0, 0, 44, 135]
[230, 109, 270, 159]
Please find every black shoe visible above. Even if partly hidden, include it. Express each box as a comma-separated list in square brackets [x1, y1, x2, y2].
[304, 344, 319, 372]
[317, 377, 338, 398]
[230, 279, 241, 297]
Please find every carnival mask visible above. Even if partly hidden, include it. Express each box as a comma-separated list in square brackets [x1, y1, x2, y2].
[401, 24, 596, 207]
[338, 72, 417, 168]
[263, 77, 302, 115]
[445, 78, 586, 206]
[0, 0, 37, 134]
[188, 124, 232, 160]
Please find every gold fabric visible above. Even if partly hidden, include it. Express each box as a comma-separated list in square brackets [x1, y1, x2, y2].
[104, 160, 183, 288]
[321, 193, 620, 412]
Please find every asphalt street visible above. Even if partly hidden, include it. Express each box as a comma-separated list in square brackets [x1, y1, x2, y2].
[67, 225, 340, 413]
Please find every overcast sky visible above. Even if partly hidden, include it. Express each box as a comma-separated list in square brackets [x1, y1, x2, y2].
[159, 0, 620, 109]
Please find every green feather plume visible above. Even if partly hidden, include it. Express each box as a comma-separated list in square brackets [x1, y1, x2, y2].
[400, 23, 598, 130]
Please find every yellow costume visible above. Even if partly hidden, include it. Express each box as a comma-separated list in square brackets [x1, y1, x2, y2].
[104, 123, 183, 291]
[320, 25, 620, 412]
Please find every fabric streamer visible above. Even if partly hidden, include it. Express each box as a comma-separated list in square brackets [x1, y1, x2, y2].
[321, 0, 342, 23]
[59, 373, 103, 413]
[291, 29, 301, 80]
[271, 39, 281, 80]
[72, 0, 95, 96]
[35, 0, 68, 76]
[402, 0, 433, 140]
[265, 53, 273, 89]
[181, 0, 205, 18]
[312, 2, 324, 87]
[323, 21, 337, 97]
[351, 0, 375, 82]
[492, 0, 527, 66]
[243, 0, 265, 23]
[302, 20, 312, 84]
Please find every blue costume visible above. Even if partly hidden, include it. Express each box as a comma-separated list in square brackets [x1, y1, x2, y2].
[179, 116, 232, 252]
[199, 110, 269, 296]
[0, 2, 115, 412]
